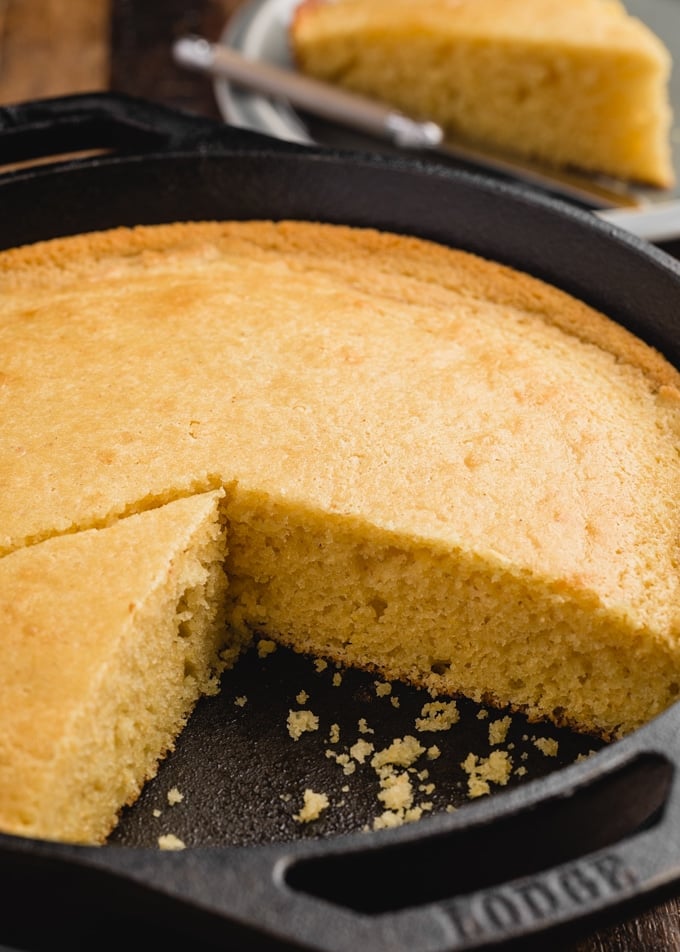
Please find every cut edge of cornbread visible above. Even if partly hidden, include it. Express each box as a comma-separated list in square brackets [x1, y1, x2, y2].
[0, 490, 234, 844]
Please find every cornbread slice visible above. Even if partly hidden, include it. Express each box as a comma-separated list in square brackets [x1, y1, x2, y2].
[291, 0, 674, 186]
[1, 217, 680, 837]
[0, 492, 230, 844]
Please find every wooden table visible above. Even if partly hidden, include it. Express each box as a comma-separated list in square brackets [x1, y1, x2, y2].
[1, 2, 679, 949]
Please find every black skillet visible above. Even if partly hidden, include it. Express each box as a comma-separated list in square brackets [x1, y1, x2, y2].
[1, 93, 680, 951]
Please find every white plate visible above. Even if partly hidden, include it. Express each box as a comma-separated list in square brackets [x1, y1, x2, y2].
[215, 0, 680, 241]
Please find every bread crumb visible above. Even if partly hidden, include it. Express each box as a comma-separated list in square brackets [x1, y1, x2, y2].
[372, 735, 425, 770]
[280, 793, 292, 802]
[515, 766, 528, 777]
[296, 689, 309, 705]
[158, 834, 186, 851]
[349, 739, 374, 764]
[332, 672, 343, 687]
[415, 700, 459, 732]
[314, 658, 328, 672]
[533, 737, 559, 757]
[390, 696, 400, 708]
[257, 638, 277, 658]
[294, 789, 330, 823]
[375, 681, 392, 697]
[446, 804, 457, 813]
[329, 723, 340, 744]
[167, 786, 183, 806]
[477, 709, 489, 720]
[462, 750, 513, 798]
[373, 810, 405, 830]
[378, 772, 414, 811]
[488, 716, 512, 746]
[358, 718, 374, 734]
[427, 745, 441, 760]
[152, 808, 162, 818]
[341, 784, 350, 793]
[575, 749, 598, 763]
[419, 783, 435, 795]
[287, 709, 319, 740]
[234, 695, 247, 707]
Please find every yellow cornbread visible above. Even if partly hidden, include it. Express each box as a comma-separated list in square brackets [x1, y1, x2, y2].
[291, 0, 674, 186]
[2, 220, 680, 842]
[0, 492, 230, 844]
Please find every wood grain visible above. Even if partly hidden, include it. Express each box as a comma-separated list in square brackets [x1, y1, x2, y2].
[0, 0, 111, 104]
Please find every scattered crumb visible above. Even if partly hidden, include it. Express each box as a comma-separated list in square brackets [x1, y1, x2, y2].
[446, 804, 457, 813]
[287, 709, 320, 740]
[279, 793, 292, 802]
[328, 750, 357, 775]
[329, 723, 340, 744]
[372, 735, 425, 770]
[415, 700, 459, 732]
[234, 695, 247, 707]
[375, 681, 392, 697]
[257, 638, 277, 658]
[167, 787, 184, 806]
[575, 750, 597, 763]
[349, 739, 374, 764]
[515, 766, 528, 777]
[158, 834, 186, 851]
[373, 810, 405, 830]
[152, 809, 162, 818]
[294, 789, 330, 824]
[378, 771, 414, 812]
[332, 672, 343, 687]
[416, 769, 429, 781]
[488, 716, 512, 746]
[296, 690, 309, 705]
[341, 784, 350, 793]
[462, 750, 513, 798]
[314, 659, 328, 672]
[477, 709, 489, 720]
[390, 696, 401, 708]
[533, 737, 559, 757]
[358, 718, 374, 735]
[427, 745, 441, 760]
[419, 783, 435, 795]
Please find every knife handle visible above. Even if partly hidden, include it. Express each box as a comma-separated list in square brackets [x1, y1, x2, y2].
[173, 35, 443, 151]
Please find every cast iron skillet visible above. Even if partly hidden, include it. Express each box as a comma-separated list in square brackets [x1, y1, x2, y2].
[2, 93, 680, 951]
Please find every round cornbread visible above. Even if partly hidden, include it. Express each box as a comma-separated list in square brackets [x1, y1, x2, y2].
[1, 220, 680, 841]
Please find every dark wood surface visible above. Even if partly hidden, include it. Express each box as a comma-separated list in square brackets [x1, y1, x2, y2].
[1, 1, 680, 948]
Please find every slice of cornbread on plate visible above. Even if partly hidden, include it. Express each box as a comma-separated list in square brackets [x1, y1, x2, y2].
[2, 217, 680, 829]
[0, 491, 231, 844]
[291, 0, 674, 187]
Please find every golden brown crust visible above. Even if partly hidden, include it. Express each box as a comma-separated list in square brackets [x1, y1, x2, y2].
[2, 220, 678, 391]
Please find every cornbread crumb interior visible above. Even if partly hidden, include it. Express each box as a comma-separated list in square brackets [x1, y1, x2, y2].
[1, 219, 680, 844]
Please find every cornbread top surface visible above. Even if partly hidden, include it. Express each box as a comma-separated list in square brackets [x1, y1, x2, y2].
[293, 0, 669, 57]
[1, 220, 679, 634]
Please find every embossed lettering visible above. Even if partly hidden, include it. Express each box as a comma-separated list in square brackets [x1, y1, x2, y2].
[481, 892, 522, 930]
[514, 880, 559, 918]
[559, 865, 601, 904]
[592, 853, 637, 891]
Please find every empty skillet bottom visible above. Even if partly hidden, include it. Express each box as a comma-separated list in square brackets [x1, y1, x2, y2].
[108, 641, 603, 849]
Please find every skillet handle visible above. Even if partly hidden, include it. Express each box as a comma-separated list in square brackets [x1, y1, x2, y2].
[1, 717, 680, 951]
[0, 91, 300, 168]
